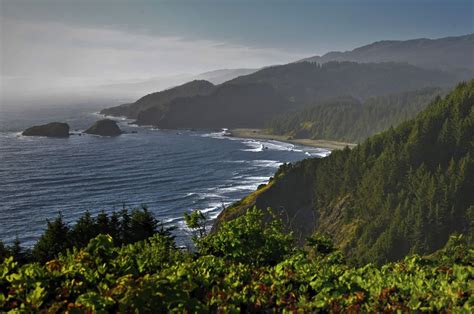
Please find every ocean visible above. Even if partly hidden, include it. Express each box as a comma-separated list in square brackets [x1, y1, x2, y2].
[0, 103, 329, 246]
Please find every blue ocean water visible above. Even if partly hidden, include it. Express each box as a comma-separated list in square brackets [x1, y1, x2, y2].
[0, 104, 329, 246]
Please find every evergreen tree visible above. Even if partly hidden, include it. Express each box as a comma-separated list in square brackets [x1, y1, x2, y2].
[0, 240, 6, 262]
[129, 206, 158, 243]
[32, 213, 70, 263]
[70, 211, 97, 247]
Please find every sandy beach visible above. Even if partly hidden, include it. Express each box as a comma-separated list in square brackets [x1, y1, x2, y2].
[228, 128, 357, 151]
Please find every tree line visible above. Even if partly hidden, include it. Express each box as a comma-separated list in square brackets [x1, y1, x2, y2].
[0, 206, 174, 264]
[267, 87, 444, 143]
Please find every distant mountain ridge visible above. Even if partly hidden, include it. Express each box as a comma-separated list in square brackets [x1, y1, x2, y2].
[100, 80, 215, 119]
[300, 34, 474, 76]
[102, 61, 459, 129]
[151, 61, 457, 129]
[101, 34, 472, 130]
[194, 68, 258, 84]
[95, 68, 258, 101]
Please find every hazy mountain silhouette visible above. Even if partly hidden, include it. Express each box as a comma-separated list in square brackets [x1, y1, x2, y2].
[300, 34, 474, 77]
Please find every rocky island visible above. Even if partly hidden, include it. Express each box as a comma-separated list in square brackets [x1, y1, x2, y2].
[22, 122, 70, 138]
[84, 119, 122, 136]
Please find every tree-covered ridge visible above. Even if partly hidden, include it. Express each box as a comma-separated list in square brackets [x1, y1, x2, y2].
[146, 62, 458, 129]
[101, 61, 459, 129]
[1, 208, 472, 312]
[216, 80, 474, 265]
[267, 87, 443, 143]
[228, 61, 455, 106]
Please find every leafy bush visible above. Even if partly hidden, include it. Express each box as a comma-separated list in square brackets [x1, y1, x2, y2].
[1, 222, 472, 312]
[197, 207, 294, 266]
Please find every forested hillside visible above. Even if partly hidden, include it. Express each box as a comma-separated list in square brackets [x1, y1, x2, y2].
[227, 61, 453, 106]
[101, 61, 458, 129]
[145, 82, 288, 129]
[143, 62, 457, 128]
[267, 87, 444, 143]
[216, 80, 474, 264]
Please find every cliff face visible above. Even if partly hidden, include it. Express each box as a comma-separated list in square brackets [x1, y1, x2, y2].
[22, 122, 70, 138]
[213, 160, 319, 245]
[213, 159, 361, 254]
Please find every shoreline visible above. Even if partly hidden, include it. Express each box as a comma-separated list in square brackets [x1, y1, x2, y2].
[228, 128, 357, 151]
[99, 112, 357, 151]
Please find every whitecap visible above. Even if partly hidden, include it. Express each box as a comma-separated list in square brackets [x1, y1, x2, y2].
[241, 140, 264, 152]
[199, 128, 230, 139]
[251, 160, 282, 168]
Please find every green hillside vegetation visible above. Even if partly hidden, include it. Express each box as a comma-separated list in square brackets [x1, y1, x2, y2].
[267, 87, 444, 143]
[101, 61, 458, 129]
[1, 208, 472, 312]
[215, 80, 474, 265]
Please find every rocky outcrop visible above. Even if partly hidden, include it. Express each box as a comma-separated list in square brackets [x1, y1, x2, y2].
[85, 119, 122, 136]
[22, 122, 70, 137]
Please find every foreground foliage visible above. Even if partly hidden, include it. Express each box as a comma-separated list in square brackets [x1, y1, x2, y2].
[1, 208, 472, 313]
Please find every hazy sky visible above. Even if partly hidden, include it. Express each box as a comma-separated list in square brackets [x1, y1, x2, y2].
[1, 0, 473, 101]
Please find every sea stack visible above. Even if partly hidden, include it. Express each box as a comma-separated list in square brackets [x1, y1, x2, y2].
[85, 119, 122, 136]
[22, 122, 70, 138]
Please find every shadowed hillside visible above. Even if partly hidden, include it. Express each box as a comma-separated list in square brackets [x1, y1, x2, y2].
[115, 61, 459, 129]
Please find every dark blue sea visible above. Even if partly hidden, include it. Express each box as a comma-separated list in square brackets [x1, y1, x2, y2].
[0, 103, 329, 246]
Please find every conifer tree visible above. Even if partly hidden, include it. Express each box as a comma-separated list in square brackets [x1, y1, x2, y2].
[32, 213, 70, 263]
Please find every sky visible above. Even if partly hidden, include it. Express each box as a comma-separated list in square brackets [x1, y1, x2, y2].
[1, 0, 473, 102]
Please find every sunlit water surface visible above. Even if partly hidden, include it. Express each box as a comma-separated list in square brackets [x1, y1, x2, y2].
[0, 104, 329, 246]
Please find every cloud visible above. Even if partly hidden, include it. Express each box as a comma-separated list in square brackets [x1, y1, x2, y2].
[0, 17, 305, 94]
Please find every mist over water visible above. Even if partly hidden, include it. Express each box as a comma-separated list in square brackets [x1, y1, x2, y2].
[0, 103, 329, 247]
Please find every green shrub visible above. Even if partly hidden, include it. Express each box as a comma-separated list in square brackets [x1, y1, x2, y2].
[197, 207, 294, 266]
